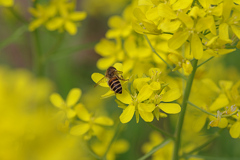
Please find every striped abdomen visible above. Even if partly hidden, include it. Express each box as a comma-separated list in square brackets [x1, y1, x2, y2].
[108, 77, 122, 94]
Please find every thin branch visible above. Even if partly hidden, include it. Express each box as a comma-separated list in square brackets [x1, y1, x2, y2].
[197, 56, 214, 68]
[172, 59, 198, 160]
[188, 101, 239, 118]
[144, 34, 187, 80]
[8, 7, 28, 24]
[146, 122, 175, 140]
[102, 123, 122, 160]
[188, 101, 217, 117]
[180, 135, 218, 159]
[138, 138, 172, 160]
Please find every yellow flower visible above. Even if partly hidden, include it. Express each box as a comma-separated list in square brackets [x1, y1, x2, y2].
[50, 88, 82, 119]
[0, 0, 14, 7]
[116, 69, 181, 123]
[46, 7, 86, 35]
[0, 67, 89, 160]
[29, 0, 87, 35]
[117, 84, 155, 123]
[106, 4, 133, 38]
[142, 131, 173, 160]
[91, 130, 129, 160]
[91, 63, 126, 98]
[29, 4, 57, 31]
[70, 104, 114, 140]
[168, 52, 193, 75]
[95, 39, 124, 70]
[132, 7, 161, 35]
[229, 113, 240, 138]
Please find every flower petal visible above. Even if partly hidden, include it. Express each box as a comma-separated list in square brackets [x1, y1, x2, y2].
[64, 21, 77, 35]
[168, 30, 189, 50]
[158, 3, 177, 19]
[69, 11, 87, 21]
[66, 88, 81, 107]
[230, 121, 240, 138]
[94, 117, 114, 126]
[97, 57, 116, 70]
[158, 103, 181, 114]
[120, 104, 135, 123]
[137, 85, 153, 102]
[191, 33, 203, 59]
[192, 114, 207, 132]
[218, 118, 228, 128]
[101, 90, 115, 98]
[138, 103, 155, 112]
[139, 110, 154, 122]
[50, 93, 64, 108]
[75, 103, 91, 121]
[161, 88, 181, 102]
[70, 123, 90, 136]
[91, 73, 108, 87]
[209, 93, 229, 111]
[116, 89, 132, 104]
[149, 81, 161, 90]
[133, 77, 151, 91]
[46, 18, 64, 31]
[66, 108, 76, 118]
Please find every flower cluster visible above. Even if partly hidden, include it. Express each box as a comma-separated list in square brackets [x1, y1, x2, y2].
[92, 64, 181, 123]
[187, 78, 240, 138]
[0, 0, 14, 7]
[0, 67, 89, 160]
[133, 0, 239, 60]
[50, 88, 114, 140]
[29, 0, 87, 35]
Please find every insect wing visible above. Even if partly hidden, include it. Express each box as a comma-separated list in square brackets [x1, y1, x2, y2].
[114, 70, 128, 81]
[94, 76, 108, 87]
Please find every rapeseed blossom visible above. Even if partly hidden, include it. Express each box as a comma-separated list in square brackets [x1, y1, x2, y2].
[70, 103, 114, 140]
[50, 88, 81, 119]
[131, 0, 239, 60]
[0, 67, 88, 160]
[0, 0, 14, 7]
[29, 0, 87, 35]
[91, 130, 129, 159]
[116, 68, 181, 123]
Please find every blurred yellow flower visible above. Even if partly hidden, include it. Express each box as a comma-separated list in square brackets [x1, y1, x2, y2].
[46, 6, 86, 35]
[142, 131, 173, 160]
[0, 67, 89, 160]
[50, 88, 82, 119]
[0, 0, 14, 7]
[91, 130, 129, 160]
[29, 0, 87, 35]
[70, 103, 114, 140]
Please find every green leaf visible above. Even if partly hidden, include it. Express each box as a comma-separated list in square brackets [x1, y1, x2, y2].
[0, 25, 28, 50]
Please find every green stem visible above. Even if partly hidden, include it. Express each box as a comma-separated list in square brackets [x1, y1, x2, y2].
[46, 33, 65, 56]
[188, 101, 216, 117]
[33, 29, 44, 77]
[8, 7, 28, 24]
[144, 35, 187, 80]
[172, 59, 198, 160]
[49, 41, 98, 61]
[102, 123, 122, 160]
[180, 134, 219, 159]
[197, 56, 214, 68]
[138, 138, 172, 160]
[146, 122, 175, 140]
[188, 101, 239, 118]
[85, 142, 102, 159]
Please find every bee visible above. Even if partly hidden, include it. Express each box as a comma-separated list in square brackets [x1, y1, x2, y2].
[95, 66, 127, 94]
